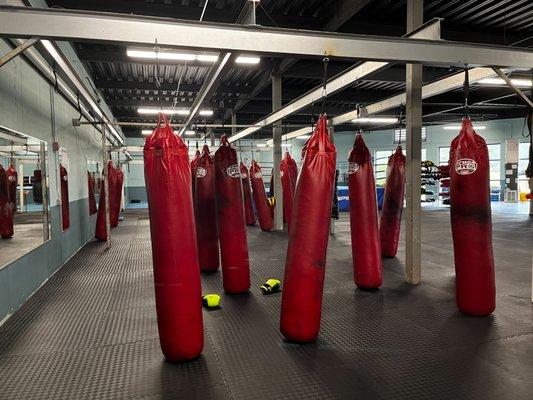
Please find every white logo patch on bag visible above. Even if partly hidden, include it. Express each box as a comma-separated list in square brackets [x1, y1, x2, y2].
[226, 164, 240, 178]
[241, 172, 248, 179]
[280, 170, 284, 178]
[7, 176, 16, 182]
[196, 167, 207, 178]
[455, 158, 477, 175]
[348, 162, 360, 174]
[253, 172, 262, 179]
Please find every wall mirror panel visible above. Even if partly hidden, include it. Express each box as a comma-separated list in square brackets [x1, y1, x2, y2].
[0, 127, 51, 269]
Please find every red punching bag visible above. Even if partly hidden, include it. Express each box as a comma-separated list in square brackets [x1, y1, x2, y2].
[240, 163, 256, 226]
[0, 166, 14, 239]
[191, 149, 200, 206]
[88, 172, 97, 215]
[288, 153, 298, 192]
[280, 151, 295, 229]
[144, 114, 203, 362]
[280, 114, 336, 343]
[194, 145, 220, 272]
[6, 165, 17, 213]
[214, 136, 250, 294]
[250, 160, 273, 231]
[111, 167, 123, 227]
[348, 133, 382, 289]
[95, 162, 114, 241]
[449, 118, 495, 316]
[379, 146, 406, 257]
[60, 164, 70, 230]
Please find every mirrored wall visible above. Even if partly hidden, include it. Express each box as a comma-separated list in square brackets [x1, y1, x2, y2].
[0, 128, 51, 268]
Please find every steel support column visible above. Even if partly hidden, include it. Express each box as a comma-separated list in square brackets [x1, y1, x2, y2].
[272, 70, 283, 231]
[404, 0, 423, 285]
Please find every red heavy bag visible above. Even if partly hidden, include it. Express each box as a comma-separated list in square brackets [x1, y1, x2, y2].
[0, 166, 14, 239]
[60, 164, 70, 230]
[348, 134, 382, 288]
[144, 114, 203, 362]
[280, 114, 336, 343]
[191, 149, 201, 206]
[449, 118, 495, 316]
[379, 146, 406, 257]
[88, 172, 97, 215]
[280, 151, 295, 229]
[240, 163, 256, 226]
[111, 167, 123, 227]
[214, 136, 250, 293]
[94, 162, 114, 241]
[250, 160, 273, 231]
[6, 165, 17, 213]
[194, 145, 220, 272]
[288, 153, 298, 192]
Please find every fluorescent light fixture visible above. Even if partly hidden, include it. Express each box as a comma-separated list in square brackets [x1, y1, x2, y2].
[352, 117, 398, 124]
[235, 56, 261, 65]
[184, 130, 196, 136]
[127, 49, 218, 63]
[282, 143, 292, 147]
[256, 143, 268, 147]
[443, 125, 486, 130]
[297, 135, 311, 139]
[141, 129, 152, 135]
[199, 109, 214, 116]
[478, 78, 532, 87]
[137, 107, 190, 115]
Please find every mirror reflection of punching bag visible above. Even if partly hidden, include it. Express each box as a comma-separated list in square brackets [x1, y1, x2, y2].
[88, 171, 97, 215]
[6, 165, 17, 213]
[33, 170, 43, 205]
[60, 164, 70, 230]
[0, 165, 14, 239]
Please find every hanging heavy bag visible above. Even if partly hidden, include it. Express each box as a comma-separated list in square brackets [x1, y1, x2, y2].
[348, 133, 382, 289]
[449, 118, 495, 316]
[144, 114, 203, 362]
[33, 170, 43, 205]
[6, 165, 17, 213]
[0, 166, 14, 239]
[191, 149, 201, 207]
[379, 146, 406, 258]
[280, 114, 336, 343]
[287, 152, 298, 192]
[250, 160, 274, 231]
[60, 164, 70, 230]
[280, 152, 295, 229]
[214, 136, 250, 294]
[111, 167, 124, 227]
[95, 161, 114, 241]
[240, 162, 256, 226]
[194, 145, 220, 272]
[88, 172, 97, 215]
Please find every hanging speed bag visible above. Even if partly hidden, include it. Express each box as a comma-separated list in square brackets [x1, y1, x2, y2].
[379, 146, 406, 258]
[250, 160, 273, 231]
[194, 145, 220, 272]
[144, 114, 204, 362]
[88, 172, 97, 215]
[280, 114, 337, 343]
[6, 165, 17, 213]
[0, 166, 14, 239]
[214, 136, 250, 294]
[449, 118, 495, 316]
[280, 151, 295, 230]
[33, 170, 43, 205]
[59, 164, 70, 231]
[240, 163, 256, 226]
[111, 167, 124, 228]
[348, 134, 382, 289]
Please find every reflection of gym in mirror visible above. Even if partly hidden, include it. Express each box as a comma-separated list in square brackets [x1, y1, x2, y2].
[87, 158, 100, 215]
[0, 127, 51, 267]
[58, 147, 70, 231]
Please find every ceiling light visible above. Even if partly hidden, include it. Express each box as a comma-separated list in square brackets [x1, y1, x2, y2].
[184, 130, 196, 136]
[297, 135, 311, 139]
[256, 143, 268, 147]
[235, 56, 261, 65]
[352, 117, 398, 124]
[199, 109, 214, 116]
[141, 129, 152, 135]
[137, 107, 189, 115]
[282, 143, 292, 147]
[443, 125, 486, 130]
[478, 78, 532, 87]
[127, 49, 218, 63]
